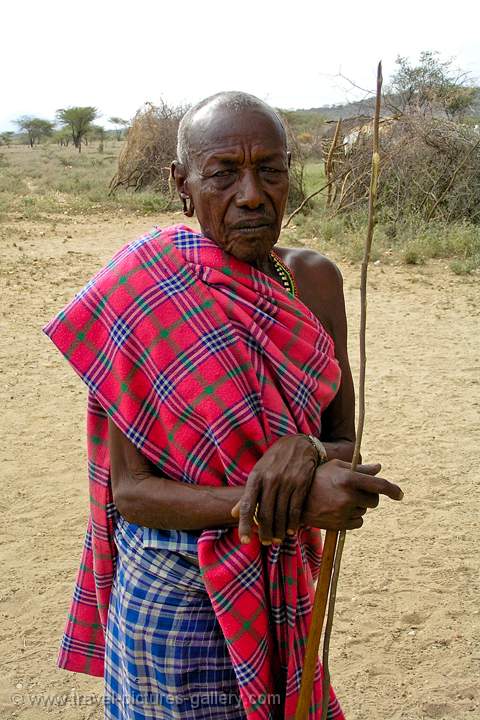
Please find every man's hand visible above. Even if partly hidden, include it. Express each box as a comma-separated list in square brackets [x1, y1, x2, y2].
[232, 457, 403, 544]
[300, 460, 403, 531]
[231, 434, 318, 545]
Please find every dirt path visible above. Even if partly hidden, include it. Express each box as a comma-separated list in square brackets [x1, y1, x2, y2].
[1, 213, 479, 719]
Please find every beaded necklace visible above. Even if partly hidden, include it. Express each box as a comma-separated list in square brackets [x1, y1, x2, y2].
[270, 250, 297, 297]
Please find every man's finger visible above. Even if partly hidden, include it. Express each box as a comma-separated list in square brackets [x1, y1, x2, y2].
[272, 489, 289, 543]
[237, 476, 261, 543]
[286, 481, 311, 536]
[354, 490, 380, 509]
[237, 500, 256, 543]
[257, 490, 277, 545]
[286, 487, 306, 536]
[354, 473, 404, 501]
[346, 516, 364, 530]
[354, 463, 382, 476]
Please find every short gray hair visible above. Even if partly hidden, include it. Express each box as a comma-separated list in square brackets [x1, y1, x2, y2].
[176, 91, 286, 167]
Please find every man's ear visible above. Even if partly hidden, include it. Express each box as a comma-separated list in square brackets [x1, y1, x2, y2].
[171, 160, 188, 198]
[287, 151, 292, 169]
[171, 160, 195, 217]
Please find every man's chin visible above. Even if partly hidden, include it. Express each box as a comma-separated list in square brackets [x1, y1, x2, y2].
[226, 227, 278, 261]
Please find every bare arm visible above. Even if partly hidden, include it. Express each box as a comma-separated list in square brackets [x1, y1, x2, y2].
[318, 262, 357, 462]
[108, 418, 243, 530]
[284, 248, 357, 461]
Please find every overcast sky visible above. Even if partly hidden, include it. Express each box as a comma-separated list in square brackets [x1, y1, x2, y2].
[2, 0, 479, 132]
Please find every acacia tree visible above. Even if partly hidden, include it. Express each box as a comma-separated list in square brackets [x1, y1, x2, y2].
[56, 106, 98, 152]
[109, 116, 129, 140]
[14, 116, 54, 147]
[389, 51, 477, 118]
[53, 127, 71, 147]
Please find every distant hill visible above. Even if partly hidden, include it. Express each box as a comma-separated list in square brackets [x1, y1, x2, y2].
[303, 97, 377, 120]
[297, 87, 480, 122]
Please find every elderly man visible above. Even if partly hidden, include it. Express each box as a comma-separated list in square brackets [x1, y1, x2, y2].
[44, 91, 402, 720]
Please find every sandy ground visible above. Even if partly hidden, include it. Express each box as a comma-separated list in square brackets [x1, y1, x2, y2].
[1, 211, 479, 720]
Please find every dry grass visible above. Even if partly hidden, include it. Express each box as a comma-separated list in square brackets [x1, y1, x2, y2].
[286, 205, 480, 275]
[0, 142, 174, 223]
[283, 161, 480, 274]
[1, 146, 478, 275]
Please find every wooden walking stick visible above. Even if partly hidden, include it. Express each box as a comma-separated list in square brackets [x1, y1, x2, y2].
[295, 61, 383, 720]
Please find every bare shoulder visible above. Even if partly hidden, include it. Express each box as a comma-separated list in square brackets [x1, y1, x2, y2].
[273, 245, 346, 336]
[275, 245, 343, 302]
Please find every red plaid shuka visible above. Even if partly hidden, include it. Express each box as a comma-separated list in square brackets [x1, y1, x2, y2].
[43, 225, 345, 719]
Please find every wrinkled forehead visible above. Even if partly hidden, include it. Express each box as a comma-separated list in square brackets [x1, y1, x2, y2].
[188, 106, 287, 163]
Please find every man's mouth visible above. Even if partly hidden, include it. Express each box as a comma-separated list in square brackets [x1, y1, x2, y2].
[230, 220, 273, 231]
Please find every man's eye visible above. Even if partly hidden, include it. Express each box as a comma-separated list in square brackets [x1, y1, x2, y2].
[260, 167, 281, 174]
[213, 170, 235, 177]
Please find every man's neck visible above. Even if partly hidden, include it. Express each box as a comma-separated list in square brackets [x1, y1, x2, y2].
[251, 252, 277, 280]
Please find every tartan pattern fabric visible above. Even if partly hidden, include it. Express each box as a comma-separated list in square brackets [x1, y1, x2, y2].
[141, 526, 201, 557]
[105, 516, 246, 720]
[43, 224, 344, 720]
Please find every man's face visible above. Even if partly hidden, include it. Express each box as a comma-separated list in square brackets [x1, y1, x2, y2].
[176, 107, 290, 263]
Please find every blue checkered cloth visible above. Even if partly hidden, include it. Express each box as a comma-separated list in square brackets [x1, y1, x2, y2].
[141, 525, 201, 559]
[104, 516, 246, 720]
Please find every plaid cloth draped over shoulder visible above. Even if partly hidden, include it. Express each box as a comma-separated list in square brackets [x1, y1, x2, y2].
[43, 225, 344, 720]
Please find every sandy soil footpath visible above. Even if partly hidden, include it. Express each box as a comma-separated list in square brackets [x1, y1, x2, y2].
[1, 212, 479, 719]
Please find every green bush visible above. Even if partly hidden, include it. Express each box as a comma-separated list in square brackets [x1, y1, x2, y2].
[288, 204, 480, 271]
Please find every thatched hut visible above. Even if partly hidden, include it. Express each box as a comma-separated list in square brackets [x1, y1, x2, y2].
[322, 114, 480, 223]
[110, 102, 187, 195]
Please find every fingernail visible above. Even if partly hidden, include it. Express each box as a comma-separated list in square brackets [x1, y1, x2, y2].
[272, 538, 283, 544]
[398, 491, 404, 500]
[240, 535, 250, 544]
[287, 529, 295, 536]
[261, 540, 272, 546]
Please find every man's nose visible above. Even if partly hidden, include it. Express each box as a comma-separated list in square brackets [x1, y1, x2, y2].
[235, 169, 264, 209]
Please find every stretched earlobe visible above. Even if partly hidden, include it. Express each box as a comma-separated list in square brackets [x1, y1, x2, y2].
[173, 162, 193, 216]
[181, 195, 194, 217]
[186, 197, 195, 217]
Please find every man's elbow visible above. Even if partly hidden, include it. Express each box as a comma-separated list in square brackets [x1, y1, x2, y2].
[112, 485, 137, 523]
[111, 471, 144, 524]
